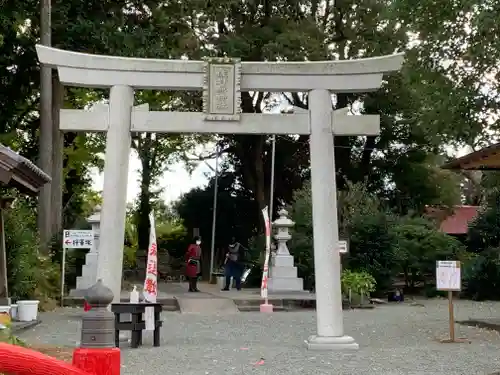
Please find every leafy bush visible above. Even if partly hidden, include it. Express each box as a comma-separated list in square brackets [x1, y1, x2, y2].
[4, 197, 60, 308]
[468, 208, 500, 253]
[157, 225, 190, 259]
[391, 216, 466, 290]
[346, 212, 397, 294]
[462, 250, 500, 300]
[288, 181, 391, 292]
[341, 270, 376, 304]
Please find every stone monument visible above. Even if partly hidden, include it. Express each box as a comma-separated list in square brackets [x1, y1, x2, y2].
[268, 209, 303, 292]
[36, 44, 404, 350]
[74, 206, 101, 292]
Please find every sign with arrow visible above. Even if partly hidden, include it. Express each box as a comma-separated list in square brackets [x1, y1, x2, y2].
[62, 229, 94, 249]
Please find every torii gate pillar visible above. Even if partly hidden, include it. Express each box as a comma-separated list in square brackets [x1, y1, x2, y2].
[97, 85, 134, 302]
[307, 89, 356, 349]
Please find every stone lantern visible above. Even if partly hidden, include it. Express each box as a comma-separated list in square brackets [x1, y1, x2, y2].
[267, 209, 303, 292]
[75, 206, 101, 292]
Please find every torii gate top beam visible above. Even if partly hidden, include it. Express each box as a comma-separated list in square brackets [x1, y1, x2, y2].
[36, 45, 404, 92]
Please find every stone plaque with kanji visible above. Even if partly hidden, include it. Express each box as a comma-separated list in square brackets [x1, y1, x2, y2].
[203, 57, 241, 121]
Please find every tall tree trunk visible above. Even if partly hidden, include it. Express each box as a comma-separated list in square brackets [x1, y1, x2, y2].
[38, 0, 53, 252]
[136, 136, 153, 280]
[51, 75, 64, 237]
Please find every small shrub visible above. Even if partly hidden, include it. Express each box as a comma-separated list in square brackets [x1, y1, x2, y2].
[462, 250, 500, 300]
[341, 270, 376, 303]
[4, 197, 60, 307]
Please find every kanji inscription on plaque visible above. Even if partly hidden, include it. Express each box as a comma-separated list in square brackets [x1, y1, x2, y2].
[203, 57, 241, 121]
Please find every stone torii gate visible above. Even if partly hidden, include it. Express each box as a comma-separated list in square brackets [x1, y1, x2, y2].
[36, 45, 403, 350]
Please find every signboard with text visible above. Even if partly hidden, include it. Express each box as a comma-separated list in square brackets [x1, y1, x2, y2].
[436, 260, 461, 291]
[339, 240, 348, 254]
[63, 230, 93, 249]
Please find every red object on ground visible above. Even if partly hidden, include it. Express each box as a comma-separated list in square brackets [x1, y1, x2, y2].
[0, 342, 89, 375]
[83, 301, 91, 312]
[72, 348, 121, 375]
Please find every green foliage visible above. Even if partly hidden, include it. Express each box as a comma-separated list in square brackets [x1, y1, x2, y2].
[5, 197, 60, 304]
[391, 216, 466, 289]
[175, 172, 259, 275]
[0, 322, 26, 347]
[462, 252, 500, 301]
[346, 212, 397, 294]
[288, 181, 467, 295]
[123, 246, 137, 270]
[468, 191, 500, 253]
[462, 191, 500, 300]
[157, 225, 190, 260]
[341, 270, 376, 300]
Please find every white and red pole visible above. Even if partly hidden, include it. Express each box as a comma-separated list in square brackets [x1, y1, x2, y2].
[260, 206, 273, 313]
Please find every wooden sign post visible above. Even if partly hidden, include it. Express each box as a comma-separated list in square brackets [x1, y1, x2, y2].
[436, 260, 468, 343]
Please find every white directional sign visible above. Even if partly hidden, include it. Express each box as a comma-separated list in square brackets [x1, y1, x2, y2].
[339, 240, 348, 254]
[63, 229, 94, 249]
[436, 260, 461, 291]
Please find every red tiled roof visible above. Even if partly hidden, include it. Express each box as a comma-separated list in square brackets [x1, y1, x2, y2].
[426, 206, 479, 235]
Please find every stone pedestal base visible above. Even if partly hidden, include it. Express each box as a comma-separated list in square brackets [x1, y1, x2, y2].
[305, 335, 359, 351]
[268, 254, 304, 292]
[76, 251, 99, 290]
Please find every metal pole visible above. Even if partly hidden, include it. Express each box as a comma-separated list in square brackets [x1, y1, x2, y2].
[209, 146, 219, 282]
[38, 0, 53, 250]
[269, 135, 276, 223]
[60, 246, 66, 307]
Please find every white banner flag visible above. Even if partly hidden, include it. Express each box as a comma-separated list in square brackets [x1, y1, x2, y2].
[143, 212, 158, 303]
[261, 207, 271, 300]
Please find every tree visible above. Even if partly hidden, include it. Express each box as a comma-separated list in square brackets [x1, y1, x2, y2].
[175, 171, 260, 276]
[391, 216, 465, 289]
[194, 0, 487, 225]
[468, 189, 500, 253]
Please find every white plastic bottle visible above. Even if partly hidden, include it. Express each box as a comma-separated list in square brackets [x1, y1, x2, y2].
[130, 285, 139, 303]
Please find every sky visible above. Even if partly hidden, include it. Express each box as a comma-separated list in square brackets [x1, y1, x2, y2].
[90, 149, 217, 205]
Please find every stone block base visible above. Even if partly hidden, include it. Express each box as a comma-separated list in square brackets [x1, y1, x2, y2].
[305, 335, 359, 351]
[268, 277, 303, 292]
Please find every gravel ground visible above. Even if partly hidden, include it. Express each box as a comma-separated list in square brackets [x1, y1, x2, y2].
[18, 300, 500, 375]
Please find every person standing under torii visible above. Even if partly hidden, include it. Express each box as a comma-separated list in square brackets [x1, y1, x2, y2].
[185, 236, 202, 292]
[221, 237, 244, 291]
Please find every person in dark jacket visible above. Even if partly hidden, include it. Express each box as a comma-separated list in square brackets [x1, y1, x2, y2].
[185, 236, 202, 292]
[221, 237, 243, 291]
